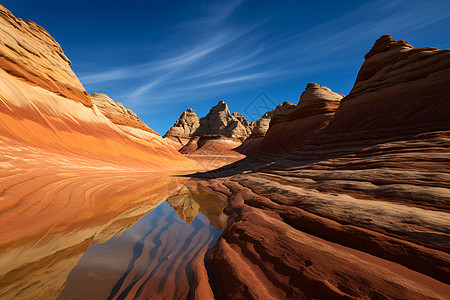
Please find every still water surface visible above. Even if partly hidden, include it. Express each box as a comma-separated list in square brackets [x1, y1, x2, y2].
[0, 175, 226, 300]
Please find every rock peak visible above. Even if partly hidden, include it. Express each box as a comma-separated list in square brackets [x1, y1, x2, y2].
[364, 35, 413, 59]
[298, 83, 343, 107]
[165, 99, 254, 145]
[214, 100, 228, 110]
[305, 82, 321, 89]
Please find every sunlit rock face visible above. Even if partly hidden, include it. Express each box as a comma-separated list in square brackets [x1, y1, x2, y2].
[194, 36, 450, 299]
[194, 100, 253, 140]
[164, 100, 254, 151]
[0, 5, 90, 106]
[164, 100, 251, 168]
[91, 92, 157, 134]
[164, 108, 201, 150]
[0, 5, 195, 170]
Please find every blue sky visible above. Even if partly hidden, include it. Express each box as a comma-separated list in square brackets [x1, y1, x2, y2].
[3, 0, 450, 134]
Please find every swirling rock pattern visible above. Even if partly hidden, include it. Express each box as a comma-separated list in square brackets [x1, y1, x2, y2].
[193, 36, 450, 299]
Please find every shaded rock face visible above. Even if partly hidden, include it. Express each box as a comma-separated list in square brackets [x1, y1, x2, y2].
[91, 93, 157, 134]
[235, 110, 273, 154]
[0, 5, 194, 170]
[242, 83, 343, 155]
[321, 34, 450, 142]
[193, 36, 450, 299]
[268, 101, 296, 126]
[0, 5, 90, 106]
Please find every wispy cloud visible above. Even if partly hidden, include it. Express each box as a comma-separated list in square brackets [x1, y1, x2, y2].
[79, 0, 450, 108]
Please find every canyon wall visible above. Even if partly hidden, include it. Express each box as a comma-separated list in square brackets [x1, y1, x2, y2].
[195, 35, 450, 299]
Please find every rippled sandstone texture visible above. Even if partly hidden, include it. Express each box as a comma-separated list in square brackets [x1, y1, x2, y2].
[0, 5, 90, 106]
[0, 7, 202, 298]
[180, 135, 246, 170]
[91, 92, 157, 134]
[0, 5, 195, 170]
[192, 35, 450, 299]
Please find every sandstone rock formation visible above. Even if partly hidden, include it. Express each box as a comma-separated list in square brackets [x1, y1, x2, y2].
[91, 93, 157, 134]
[243, 84, 342, 156]
[179, 135, 245, 170]
[164, 100, 254, 150]
[194, 100, 254, 139]
[238, 84, 343, 156]
[235, 110, 273, 154]
[1, 4, 449, 298]
[191, 35, 450, 299]
[164, 108, 201, 149]
[164, 100, 253, 168]
[318, 34, 449, 142]
[0, 5, 90, 106]
[0, 5, 194, 170]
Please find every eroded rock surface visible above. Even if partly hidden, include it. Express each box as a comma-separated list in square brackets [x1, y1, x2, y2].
[91, 93, 157, 134]
[164, 101, 254, 151]
[250, 84, 343, 155]
[0, 5, 90, 106]
[0, 5, 194, 170]
[194, 100, 253, 139]
[191, 35, 450, 299]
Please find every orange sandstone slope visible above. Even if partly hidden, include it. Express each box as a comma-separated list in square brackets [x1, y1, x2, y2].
[0, 5, 195, 170]
[194, 36, 450, 299]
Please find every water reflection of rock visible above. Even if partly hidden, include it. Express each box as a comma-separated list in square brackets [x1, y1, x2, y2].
[0, 172, 186, 300]
[166, 181, 228, 230]
[59, 181, 225, 300]
[0, 170, 228, 299]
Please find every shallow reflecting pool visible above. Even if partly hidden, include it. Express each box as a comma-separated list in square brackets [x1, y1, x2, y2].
[0, 173, 226, 300]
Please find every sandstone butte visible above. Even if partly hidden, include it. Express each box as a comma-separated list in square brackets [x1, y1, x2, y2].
[191, 35, 450, 299]
[164, 100, 254, 168]
[0, 3, 449, 299]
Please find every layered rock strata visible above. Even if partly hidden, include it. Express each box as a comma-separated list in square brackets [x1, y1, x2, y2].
[191, 35, 450, 299]
[0, 5, 194, 170]
[164, 108, 201, 149]
[241, 84, 343, 156]
[236, 110, 272, 154]
[0, 5, 90, 106]
[164, 100, 254, 150]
